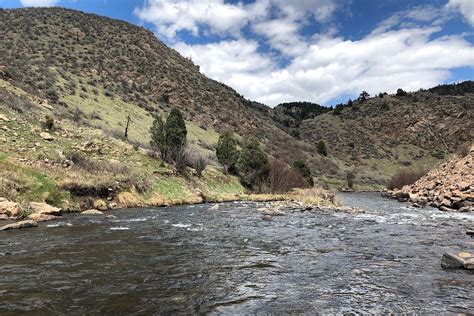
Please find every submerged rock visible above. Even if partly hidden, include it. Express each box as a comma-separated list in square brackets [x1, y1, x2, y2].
[0, 214, 9, 220]
[262, 215, 273, 221]
[81, 209, 104, 215]
[441, 253, 465, 269]
[0, 220, 38, 231]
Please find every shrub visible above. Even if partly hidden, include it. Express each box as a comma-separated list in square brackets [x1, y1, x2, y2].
[188, 151, 208, 177]
[317, 140, 328, 156]
[216, 131, 239, 174]
[333, 104, 343, 115]
[358, 91, 370, 102]
[396, 88, 407, 96]
[292, 159, 314, 187]
[237, 138, 270, 191]
[42, 115, 54, 131]
[346, 171, 356, 189]
[386, 168, 429, 190]
[270, 159, 307, 193]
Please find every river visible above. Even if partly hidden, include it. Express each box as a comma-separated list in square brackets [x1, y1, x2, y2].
[1, 193, 473, 314]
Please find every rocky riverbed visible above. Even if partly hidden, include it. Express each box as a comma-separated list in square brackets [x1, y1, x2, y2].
[1, 193, 473, 314]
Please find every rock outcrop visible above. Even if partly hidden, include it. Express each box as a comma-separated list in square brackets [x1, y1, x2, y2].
[390, 145, 473, 211]
[0, 200, 21, 217]
[28, 202, 61, 215]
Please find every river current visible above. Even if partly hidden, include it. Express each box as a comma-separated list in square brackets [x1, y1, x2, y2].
[1, 193, 473, 314]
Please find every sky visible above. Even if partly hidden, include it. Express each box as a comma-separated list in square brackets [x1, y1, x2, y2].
[1, 0, 474, 107]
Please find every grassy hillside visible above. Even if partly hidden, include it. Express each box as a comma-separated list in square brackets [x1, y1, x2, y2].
[0, 7, 329, 176]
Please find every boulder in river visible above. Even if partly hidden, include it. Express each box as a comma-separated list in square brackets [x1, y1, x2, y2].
[0, 200, 21, 217]
[81, 209, 104, 215]
[441, 253, 467, 269]
[464, 259, 474, 270]
[29, 202, 61, 215]
[262, 215, 273, 221]
[28, 213, 60, 222]
[0, 220, 38, 231]
[0, 214, 9, 220]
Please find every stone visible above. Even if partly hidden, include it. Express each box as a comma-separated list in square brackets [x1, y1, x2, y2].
[467, 230, 474, 237]
[28, 213, 60, 222]
[441, 253, 465, 269]
[109, 202, 118, 209]
[459, 206, 473, 213]
[440, 198, 451, 207]
[0, 220, 38, 231]
[209, 204, 219, 210]
[262, 215, 273, 221]
[0, 114, 9, 122]
[0, 214, 9, 220]
[457, 252, 473, 259]
[0, 201, 21, 217]
[81, 209, 104, 215]
[28, 202, 61, 215]
[39, 131, 54, 141]
[464, 258, 474, 270]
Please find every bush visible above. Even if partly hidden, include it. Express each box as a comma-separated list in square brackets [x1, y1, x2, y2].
[346, 171, 356, 189]
[396, 88, 407, 96]
[333, 104, 343, 115]
[386, 168, 428, 190]
[292, 159, 314, 187]
[317, 140, 328, 156]
[216, 131, 239, 174]
[270, 159, 307, 193]
[42, 115, 54, 131]
[188, 151, 207, 177]
[237, 138, 270, 191]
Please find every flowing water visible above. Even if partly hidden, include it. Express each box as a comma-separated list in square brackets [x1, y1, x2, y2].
[1, 193, 473, 314]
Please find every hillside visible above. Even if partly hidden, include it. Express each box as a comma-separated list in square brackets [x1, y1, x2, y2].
[0, 7, 472, 191]
[297, 87, 474, 188]
[0, 7, 327, 173]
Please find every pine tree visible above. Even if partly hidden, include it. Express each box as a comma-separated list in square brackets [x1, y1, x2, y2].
[165, 107, 187, 161]
[216, 131, 239, 174]
[149, 114, 168, 161]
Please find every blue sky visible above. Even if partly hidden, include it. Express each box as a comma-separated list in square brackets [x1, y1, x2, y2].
[1, 0, 473, 107]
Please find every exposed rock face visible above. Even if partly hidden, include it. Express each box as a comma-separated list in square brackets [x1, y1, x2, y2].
[28, 202, 61, 215]
[391, 145, 473, 211]
[441, 253, 466, 269]
[0, 220, 38, 231]
[81, 209, 104, 215]
[0, 200, 21, 217]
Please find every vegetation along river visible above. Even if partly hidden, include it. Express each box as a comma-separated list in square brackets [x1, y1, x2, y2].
[1, 193, 473, 314]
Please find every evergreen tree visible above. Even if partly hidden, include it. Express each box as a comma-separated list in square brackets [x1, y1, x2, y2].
[317, 140, 328, 156]
[149, 114, 168, 161]
[333, 104, 343, 115]
[292, 160, 314, 187]
[237, 138, 270, 190]
[216, 131, 239, 174]
[165, 107, 187, 161]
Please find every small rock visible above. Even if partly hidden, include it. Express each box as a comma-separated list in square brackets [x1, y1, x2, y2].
[467, 230, 474, 237]
[209, 204, 219, 210]
[28, 213, 60, 222]
[81, 209, 104, 215]
[29, 202, 61, 215]
[262, 215, 273, 221]
[0, 201, 21, 217]
[0, 214, 9, 220]
[0, 220, 38, 231]
[441, 253, 465, 269]
[39, 132, 54, 141]
[109, 202, 118, 209]
[0, 114, 9, 122]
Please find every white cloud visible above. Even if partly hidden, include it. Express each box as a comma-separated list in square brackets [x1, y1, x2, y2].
[174, 26, 474, 106]
[20, 0, 59, 7]
[136, 1, 474, 107]
[447, 0, 474, 26]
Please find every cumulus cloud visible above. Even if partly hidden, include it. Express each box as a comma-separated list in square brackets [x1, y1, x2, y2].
[135, 1, 474, 106]
[447, 0, 474, 26]
[20, 0, 59, 7]
[174, 26, 474, 106]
